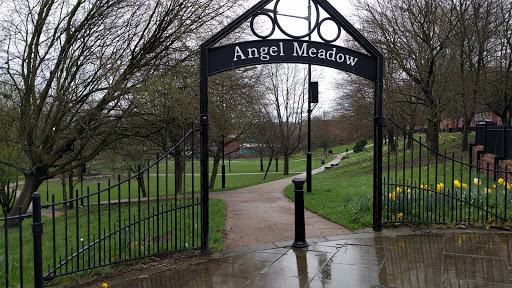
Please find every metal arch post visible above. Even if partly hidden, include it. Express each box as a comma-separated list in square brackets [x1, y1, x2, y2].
[307, 0, 312, 193]
[200, 45, 210, 254]
[373, 55, 384, 232]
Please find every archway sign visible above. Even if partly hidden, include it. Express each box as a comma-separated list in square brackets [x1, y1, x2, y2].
[200, 0, 384, 253]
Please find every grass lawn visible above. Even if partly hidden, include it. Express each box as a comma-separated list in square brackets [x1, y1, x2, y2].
[285, 149, 375, 230]
[0, 198, 225, 287]
[285, 132, 485, 230]
[24, 146, 339, 205]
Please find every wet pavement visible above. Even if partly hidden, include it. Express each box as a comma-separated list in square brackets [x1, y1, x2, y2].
[106, 229, 512, 287]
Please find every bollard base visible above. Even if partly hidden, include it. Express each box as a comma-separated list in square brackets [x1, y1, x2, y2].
[292, 240, 308, 249]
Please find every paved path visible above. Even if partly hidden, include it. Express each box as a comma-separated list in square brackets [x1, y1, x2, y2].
[101, 229, 512, 288]
[211, 153, 351, 250]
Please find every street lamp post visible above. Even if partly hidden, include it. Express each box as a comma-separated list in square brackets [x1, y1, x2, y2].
[262, 1, 314, 192]
[222, 134, 226, 188]
[306, 0, 312, 193]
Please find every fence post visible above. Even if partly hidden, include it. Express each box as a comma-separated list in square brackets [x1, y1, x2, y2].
[292, 178, 308, 249]
[32, 192, 44, 288]
[503, 125, 507, 158]
[483, 122, 487, 149]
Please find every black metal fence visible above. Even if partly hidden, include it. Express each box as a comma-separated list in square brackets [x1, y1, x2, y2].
[42, 128, 201, 281]
[1, 128, 202, 286]
[475, 124, 512, 160]
[383, 118, 511, 225]
[1, 193, 43, 288]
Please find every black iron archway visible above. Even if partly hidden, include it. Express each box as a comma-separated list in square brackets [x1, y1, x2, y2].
[199, 0, 384, 252]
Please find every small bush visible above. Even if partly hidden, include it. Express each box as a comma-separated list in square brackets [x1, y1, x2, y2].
[353, 139, 368, 153]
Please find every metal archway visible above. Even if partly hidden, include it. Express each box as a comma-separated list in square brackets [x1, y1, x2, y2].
[199, 0, 383, 253]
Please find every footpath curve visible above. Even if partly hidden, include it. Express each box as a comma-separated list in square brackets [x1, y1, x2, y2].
[210, 152, 351, 250]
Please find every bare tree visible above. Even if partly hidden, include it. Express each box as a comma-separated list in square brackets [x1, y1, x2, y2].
[485, 1, 512, 125]
[357, 0, 455, 152]
[0, 0, 235, 221]
[208, 69, 262, 189]
[262, 64, 307, 175]
[334, 75, 374, 144]
[251, 105, 281, 180]
[448, 0, 502, 151]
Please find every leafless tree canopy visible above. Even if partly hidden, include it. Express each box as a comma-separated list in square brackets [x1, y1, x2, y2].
[345, 0, 512, 152]
[0, 0, 236, 217]
[261, 64, 307, 175]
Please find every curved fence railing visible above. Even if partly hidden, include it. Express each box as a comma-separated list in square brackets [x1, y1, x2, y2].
[40, 128, 201, 280]
[383, 117, 511, 226]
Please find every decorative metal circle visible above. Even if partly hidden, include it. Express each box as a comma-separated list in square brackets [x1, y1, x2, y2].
[273, 0, 320, 40]
[250, 12, 276, 39]
[317, 17, 341, 43]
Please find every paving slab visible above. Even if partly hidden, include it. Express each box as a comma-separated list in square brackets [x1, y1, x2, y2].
[103, 230, 512, 288]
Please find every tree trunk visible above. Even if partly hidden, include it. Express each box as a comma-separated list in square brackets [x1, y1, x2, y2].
[61, 173, 67, 209]
[260, 153, 264, 172]
[500, 108, 511, 125]
[137, 174, 147, 197]
[388, 124, 396, 153]
[6, 174, 44, 227]
[263, 157, 273, 180]
[275, 157, 279, 172]
[209, 156, 220, 189]
[461, 116, 473, 152]
[175, 148, 183, 195]
[406, 129, 413, 150]
[406, 122, 417, 150]
[283, 154, 289, 175]
[68, 171, 74, 209]
[426, 118, 440, 153]
[0, 181, 17, 217]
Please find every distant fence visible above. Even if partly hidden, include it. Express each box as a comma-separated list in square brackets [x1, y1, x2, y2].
[475, 124, 512, 160]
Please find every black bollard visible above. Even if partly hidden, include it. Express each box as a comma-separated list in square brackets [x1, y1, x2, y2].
[292, 178, 308, 249]
[222, 163, 226, 188]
